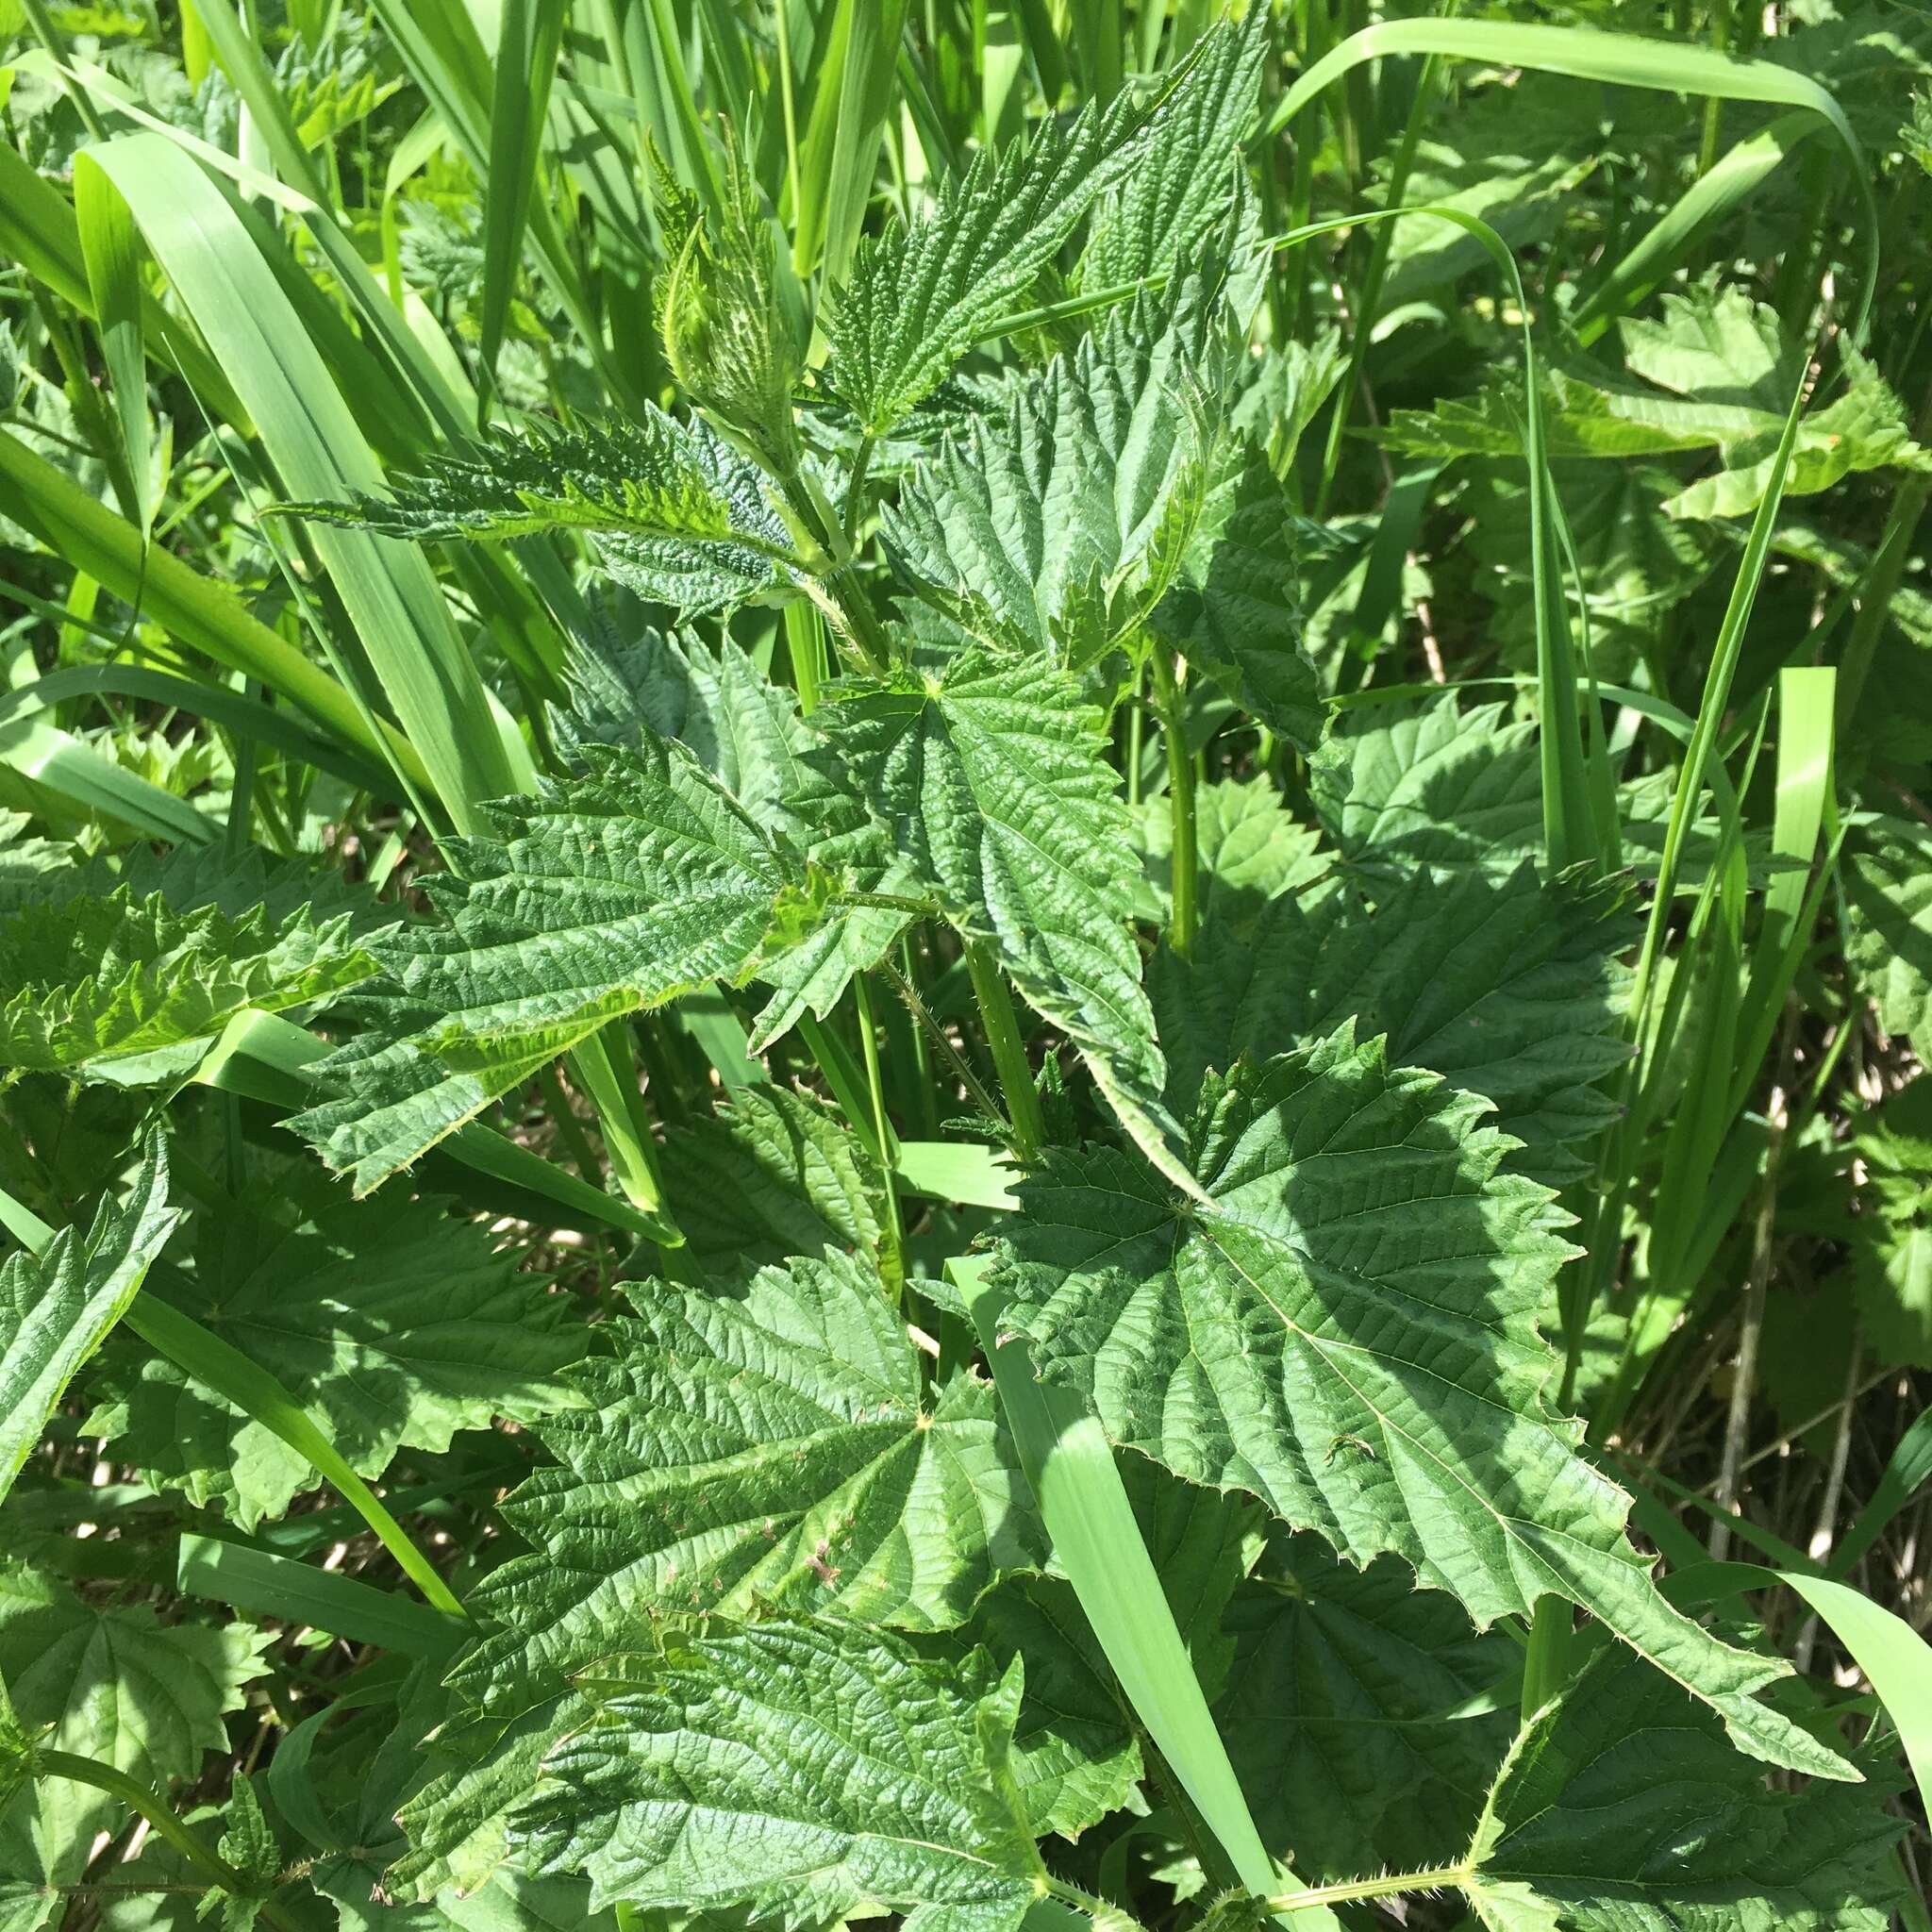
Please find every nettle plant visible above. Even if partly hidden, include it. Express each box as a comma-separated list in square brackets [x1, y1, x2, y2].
[0, 14, 1919, 1932]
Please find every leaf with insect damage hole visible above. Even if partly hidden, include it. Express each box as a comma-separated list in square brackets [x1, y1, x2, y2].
[994, 1025, 1858, 1781]
[445, 1245, 1043, 1721]
[509, 1617, 1044, 1932]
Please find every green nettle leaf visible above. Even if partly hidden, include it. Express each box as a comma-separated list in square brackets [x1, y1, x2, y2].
[1156, 437, 1322, 752]
[995, 1028, 1854, 1778]
[452, 1246, 1041, 1713]
[1841, 813, 1932, 1053]
[1383, 290, 1931, 524]
[658, 1086, 886, 1288]
[285, 994, 563, 1198]
[554, 623, 812, 825]
[85, 1180, 580, 1529]
[0, 1562, 268, 1913]
[0, 887, 377, 1075]
[1848, 1080, 1932, 1369]
[1458, 1643, 1902, 1930]
[823, 649, 1189, 1185]
[1078, 9, 1267, 291]
[826, 77, 1164, 435]
[0, 1133, 176, 1506]
[284, 411, 796, 618]
[207, 1772, 280, 1932]
[1459, 459, 1716, 681]
[881, 286, 1220, 667]
[746, 740, 921, 1053]
[291, 735, 814, 1188]
[1308, 697, 1546, 874]
[509, 1618, 1045, 1929]
[1134, 774, 1328, 930]
[1150, 861, 1632, 1179]
[1218, 1532, 1514, 1882]
[883, 278, 1321, 749]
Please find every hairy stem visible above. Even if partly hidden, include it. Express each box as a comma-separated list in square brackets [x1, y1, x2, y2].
[1149, 651, 1197, 958]
[1262, 1864, 1471, 1912]
[854, 971, 904, 1286]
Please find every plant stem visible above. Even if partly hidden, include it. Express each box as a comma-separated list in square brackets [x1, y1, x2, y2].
[536, 1061, 600, 1185]
[1149, 651, 1197, 958]
[35, 1749, 302, 1932]
[1521, 1596, 1574, 1717]
[854, 970, 904, 1285]
[1262, 1864, 1471, 1912]
[880, 957, 1008, 1128]
[965, 941, 1043, 1162]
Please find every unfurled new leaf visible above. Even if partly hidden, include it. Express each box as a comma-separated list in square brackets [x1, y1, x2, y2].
[284, 412, 796, 618]
[1135, 774, 1327, 927]
[0, 1133, 176, 1507]
[453, 1246, 1041, 1713]
[995, 1028, 1853, 1777]
[511, 1618, 1044, 1929]
[650, 136, 808, 470]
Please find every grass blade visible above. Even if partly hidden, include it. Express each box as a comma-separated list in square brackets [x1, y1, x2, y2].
[177, 1533, 464, 1658]
[480, 0, 568, 402]
[0, 428, 422, 787]
[124, 1289, 465, 1617]
[1263, 18, 1875, 339]
[952, 1255, 1337, 1927]
[82, 131, 529, 832]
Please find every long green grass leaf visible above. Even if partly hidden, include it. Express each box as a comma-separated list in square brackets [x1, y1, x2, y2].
[951, 1255, 1336, 1927]
[1263, 17, 1875, 338]
[81, 132, 529, 832]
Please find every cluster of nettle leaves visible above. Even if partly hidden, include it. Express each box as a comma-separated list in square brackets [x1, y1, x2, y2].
[0, 15, 1924, 1932]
